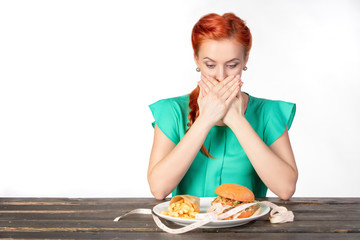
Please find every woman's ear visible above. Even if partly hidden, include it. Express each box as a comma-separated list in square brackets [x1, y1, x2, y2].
[194, 53, 200, 69]
[244, 54, 249, 67]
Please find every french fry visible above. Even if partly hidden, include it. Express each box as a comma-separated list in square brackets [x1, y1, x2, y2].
[161, 197, 199, 219]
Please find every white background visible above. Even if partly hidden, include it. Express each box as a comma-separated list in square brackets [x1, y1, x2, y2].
[1, 0, 359, 198]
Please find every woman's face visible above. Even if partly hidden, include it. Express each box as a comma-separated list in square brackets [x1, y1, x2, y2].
[195, 38, 248, 81]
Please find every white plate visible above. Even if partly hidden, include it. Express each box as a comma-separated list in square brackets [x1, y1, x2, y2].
[153, 197, 270, 228]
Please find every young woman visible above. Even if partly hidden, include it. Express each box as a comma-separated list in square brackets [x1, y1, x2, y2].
[148, 13, 298, 200]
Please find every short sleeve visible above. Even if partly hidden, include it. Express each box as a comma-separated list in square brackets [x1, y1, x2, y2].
[263, 101, 296, 146]
[149, 99, 180, 144]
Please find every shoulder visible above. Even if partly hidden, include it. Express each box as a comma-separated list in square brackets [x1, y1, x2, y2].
[248, 93, 296, 133]
[249, 94, 296, 115]
[156, 94, 189, 105]
[149, 94, 190, 144]
[149, 94, 190, 113]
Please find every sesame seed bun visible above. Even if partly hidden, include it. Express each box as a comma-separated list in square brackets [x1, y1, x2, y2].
[214, 184, 255, 202]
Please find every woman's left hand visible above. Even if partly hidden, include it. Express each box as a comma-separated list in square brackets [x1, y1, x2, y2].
[202, 75, 245, 127]
[222, 77, 245, 127]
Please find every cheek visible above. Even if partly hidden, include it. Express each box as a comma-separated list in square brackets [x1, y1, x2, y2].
[199, 67, 213, 76]
[227, 68, 242, 76]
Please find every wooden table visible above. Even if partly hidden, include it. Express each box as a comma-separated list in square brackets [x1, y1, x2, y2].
[0, 197, 359, 239]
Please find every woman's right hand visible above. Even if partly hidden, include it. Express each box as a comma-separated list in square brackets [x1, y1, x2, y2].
[197, 74, 240, 126]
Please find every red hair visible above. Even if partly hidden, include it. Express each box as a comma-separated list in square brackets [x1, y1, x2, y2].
[187, 13, 252, 158]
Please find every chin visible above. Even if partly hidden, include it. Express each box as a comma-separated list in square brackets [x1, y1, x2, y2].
[215, 120, 226, 126]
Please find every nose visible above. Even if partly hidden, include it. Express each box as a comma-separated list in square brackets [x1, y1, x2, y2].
[215, 66, 227, 82]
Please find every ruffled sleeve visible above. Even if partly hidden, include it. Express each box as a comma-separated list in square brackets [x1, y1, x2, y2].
[263, 100, 296, 146]
[149, 99, 180, 145]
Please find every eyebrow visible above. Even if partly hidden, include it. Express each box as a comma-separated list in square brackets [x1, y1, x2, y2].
[203, 57, 241, 63]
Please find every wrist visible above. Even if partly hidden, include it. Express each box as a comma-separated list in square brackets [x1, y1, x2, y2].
[195, 115, 215, 131]
[226, 115, 248, 130]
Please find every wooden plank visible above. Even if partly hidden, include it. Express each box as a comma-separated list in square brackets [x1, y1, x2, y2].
[279, 198, 360, 204]
[0, 198, 163, 204]
[1, 204, 358, 216]
[1, 219, 360, 233]
[2, 197, 360, 206]
[1, 202, 360, 221]
[0, 210, 358, 221]
[1, 197, 360, 239]
[1, 197, 360, 202]
[1, 201, 359, 210]
[2, 198, 359, 210]
[1, 209, 360, 221]
[1, 199, 358, 209]
[0, 203, 158, 211]
[1, 232, 360, 240]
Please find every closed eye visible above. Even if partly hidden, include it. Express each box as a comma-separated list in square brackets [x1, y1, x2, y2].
[227, 64, 238, 69]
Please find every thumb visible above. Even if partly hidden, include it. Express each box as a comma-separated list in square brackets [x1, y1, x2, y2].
[236, 81, 244, 97]
[198, 83, 204, 99]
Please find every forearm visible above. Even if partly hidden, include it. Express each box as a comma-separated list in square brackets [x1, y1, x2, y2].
[148, 116, 213, 200]
[228, 117, 298, 200]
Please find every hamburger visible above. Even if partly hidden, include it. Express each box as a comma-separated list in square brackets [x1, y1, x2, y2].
[211, 184, 260, 220]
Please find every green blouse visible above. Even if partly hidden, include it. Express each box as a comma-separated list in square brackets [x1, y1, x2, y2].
[149, 93, 296, 198]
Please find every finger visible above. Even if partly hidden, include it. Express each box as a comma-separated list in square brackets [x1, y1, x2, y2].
[221, 75, 239, 87]
[221, 79, 241, 101]
[205, 74, 240, 87]
[236, 81, 244, 97]
[198, 84, 203, 99]
[218, 75, 241, 97]
[202, 75, 217, 87]
[200, 75, 214, 91]
[201, 75, 216, 93]
[225, 85, 240, 106]
[198, 80, 210, 95]
[214, 75, 238, 92]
